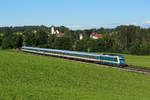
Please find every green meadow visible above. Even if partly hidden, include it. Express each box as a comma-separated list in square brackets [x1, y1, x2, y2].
[123, 54, 150, 68]
[1, 50, 150, 100]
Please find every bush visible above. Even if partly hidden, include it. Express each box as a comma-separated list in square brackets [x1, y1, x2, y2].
[0, 36, 2, 46]
[129, 39, 150, 55]
[75, 40, 88, 52]
[53, 36, 73, 50]
[1, 33, 23, 49]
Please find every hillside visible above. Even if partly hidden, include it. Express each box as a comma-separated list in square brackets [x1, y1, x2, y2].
[1, 50, 150, 100]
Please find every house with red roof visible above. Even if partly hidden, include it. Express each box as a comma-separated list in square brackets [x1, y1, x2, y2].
[51, 26, 64, 37]
[90, 33, 103, 39]
[56, 33, 64, 37]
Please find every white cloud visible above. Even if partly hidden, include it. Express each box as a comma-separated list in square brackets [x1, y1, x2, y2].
[145, 20, 150, 24]
[67, 24, 119, 30]
[66, 25, 98, 30]
[131, 22, 139, 26]
[66, 25, 84, 28]
[66, 21, 150, 30]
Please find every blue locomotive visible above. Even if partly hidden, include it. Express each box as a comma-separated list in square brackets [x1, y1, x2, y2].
[22, 46, 126, 67]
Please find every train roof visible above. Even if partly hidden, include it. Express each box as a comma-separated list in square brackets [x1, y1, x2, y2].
[22, 46, 101, 56]
[102, 54, 124, 58]
[22, 46, 124, 58]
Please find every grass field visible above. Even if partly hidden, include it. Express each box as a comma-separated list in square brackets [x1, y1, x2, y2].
[1, 50, 150, 99]
[123, 54, 150, 68]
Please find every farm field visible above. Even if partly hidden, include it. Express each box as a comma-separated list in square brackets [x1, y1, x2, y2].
[1, 50, 150, 99]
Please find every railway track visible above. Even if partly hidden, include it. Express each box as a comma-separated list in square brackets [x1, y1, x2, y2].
[68, 59, 150, 75]
[19, 50, 150, 75]
[122, 66, 150, 75]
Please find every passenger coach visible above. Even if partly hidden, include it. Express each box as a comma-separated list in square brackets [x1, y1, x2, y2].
[22, 46, 126, 67]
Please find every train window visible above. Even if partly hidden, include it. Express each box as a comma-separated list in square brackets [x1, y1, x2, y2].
[119, 58, 125, 60]
[120, 59, 125, 64]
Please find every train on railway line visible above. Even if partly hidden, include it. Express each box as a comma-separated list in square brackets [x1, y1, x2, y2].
[21, 46, 127, 67]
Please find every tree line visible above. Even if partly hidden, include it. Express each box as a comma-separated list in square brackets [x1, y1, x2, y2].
[0, 25, 150, 55]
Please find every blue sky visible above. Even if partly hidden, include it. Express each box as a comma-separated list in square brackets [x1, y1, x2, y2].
[0, 0, 150, 29]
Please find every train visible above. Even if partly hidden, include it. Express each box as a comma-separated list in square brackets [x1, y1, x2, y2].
[21, 46, 127, 67]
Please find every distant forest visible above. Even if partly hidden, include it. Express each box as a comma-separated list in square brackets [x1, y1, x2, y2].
[0, 25, 150, 55]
